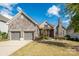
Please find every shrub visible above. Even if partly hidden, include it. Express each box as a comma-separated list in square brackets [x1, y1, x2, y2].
[0, 32, 8, 41]
[54, 36, 66, 40]
[1, 32, 8, 39]
[43, 35, 48, 39]
[65, 35, 71, 40]
[40, 35, 49, 40]
[65, 35, 79, 42]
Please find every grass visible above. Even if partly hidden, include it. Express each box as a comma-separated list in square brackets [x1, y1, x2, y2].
[11, 40, 79, 56]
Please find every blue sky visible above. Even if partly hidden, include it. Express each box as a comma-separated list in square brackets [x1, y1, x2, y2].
[0, 3, 70, 28]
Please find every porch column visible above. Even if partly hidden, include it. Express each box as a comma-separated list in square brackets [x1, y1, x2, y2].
[9, 31, 11, 40]
[20, 30, 24, 40]
[48, 30, 50, 36]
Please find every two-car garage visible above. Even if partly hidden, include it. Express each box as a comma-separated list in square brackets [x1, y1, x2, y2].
[8, 11, 39, 41]
[11, 31, 34, 40]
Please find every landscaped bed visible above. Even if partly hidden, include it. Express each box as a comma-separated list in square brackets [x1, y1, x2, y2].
[0, 39, 8, 42]
[11, 40, 79, 56]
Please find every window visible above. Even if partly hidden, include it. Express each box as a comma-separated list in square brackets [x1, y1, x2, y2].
[21, 15, 24, 19]
[44, 24, 48, 29]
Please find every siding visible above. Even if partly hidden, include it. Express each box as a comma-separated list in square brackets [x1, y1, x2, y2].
[0, 22, 8, 33]
[8, 12, 39, 40]
[8, 14, 35, 30]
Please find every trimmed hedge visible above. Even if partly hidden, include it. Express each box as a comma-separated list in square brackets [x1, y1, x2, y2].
[54, 36, 66, 40]
[65, 35, 79, 42]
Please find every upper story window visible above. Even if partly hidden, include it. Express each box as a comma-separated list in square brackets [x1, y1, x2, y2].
[44, 23, 48, 29]
[21, 15, 24, 19]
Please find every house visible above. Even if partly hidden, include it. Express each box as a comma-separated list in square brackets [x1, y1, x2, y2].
[66, 27, 74, 35]
[0, 14, 10, 33]
[7, 10, 55, 40]
[56, 17, 66, 37]
[7, 10, 39, 40]
[39, 21, 54, 37]
[1, 10, 68, 40]
[66, 27, 79, 39]
[0, 9, 55, 40]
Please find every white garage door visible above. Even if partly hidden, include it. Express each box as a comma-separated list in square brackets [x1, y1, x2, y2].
[24, 32, 33, 40]
[11, 31, 21, 40]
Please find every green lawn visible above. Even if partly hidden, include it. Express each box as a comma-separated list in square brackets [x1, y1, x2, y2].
[11, 40, 79, 56]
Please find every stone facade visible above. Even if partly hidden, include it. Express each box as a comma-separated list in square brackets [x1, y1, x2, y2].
[8, 11, 39, 40]
[56, 18, 66, 37]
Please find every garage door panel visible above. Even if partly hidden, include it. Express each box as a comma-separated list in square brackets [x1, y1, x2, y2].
[24, 32, 33, 40]
[11, 31, 20, 40]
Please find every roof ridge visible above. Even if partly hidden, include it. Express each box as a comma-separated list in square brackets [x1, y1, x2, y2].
[7, 11, 21, 24]
[7, 10, 38, 25]
[20, 10, 38, 25]
[0, 14, 10, 23]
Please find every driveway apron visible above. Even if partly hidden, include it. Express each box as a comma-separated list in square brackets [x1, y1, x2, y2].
[0, 40, 32, 56]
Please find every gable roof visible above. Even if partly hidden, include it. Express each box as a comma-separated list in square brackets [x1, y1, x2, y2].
[56, 17, 66, 30]
[56, 24, 66, 30]
[39, 20, 54, 29]
[0, 14, 10, 23]
[7, 10, 38, 25]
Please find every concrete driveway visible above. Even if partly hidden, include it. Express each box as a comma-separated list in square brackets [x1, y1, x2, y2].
[0, 40, 32, 56]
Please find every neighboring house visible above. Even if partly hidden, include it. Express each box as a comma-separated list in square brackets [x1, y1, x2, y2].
[66, 27, 79, 39]
[0, 14, 10, 33]
[39, 21, 54, 37]
[66, 27, 74, 35]
[7, 10, 39, 40]
[56, 18, 66, 37]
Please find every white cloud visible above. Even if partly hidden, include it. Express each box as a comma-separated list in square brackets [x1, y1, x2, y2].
[0, 4, 22, 19]
[0, 3, 17, 11]
[0, 3, 12, 10]
[47, 5, 60, 17]
[63, 19, 71, 24]
[65, 14, 69, 18]
[0, 3, 17, 19]
[17, 6, 22, 12]
[0, 8, 13, 19]
[0, 3, 19, 32]
[62, 19, 71, 27]
[1, 13, 13, 19]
